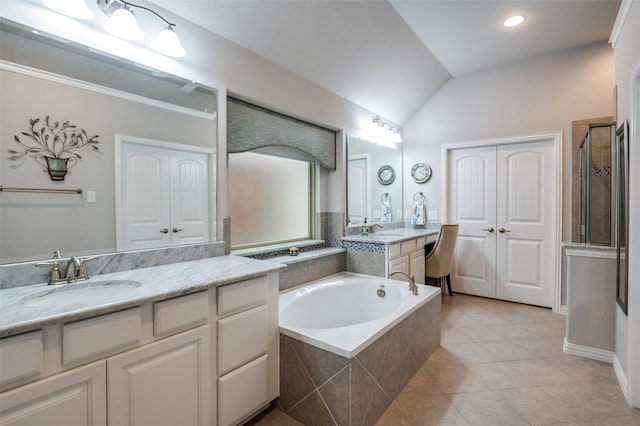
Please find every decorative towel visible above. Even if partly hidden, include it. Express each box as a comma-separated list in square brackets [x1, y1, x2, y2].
[381, 194, 392, 224]
[411, 193, 427, 226]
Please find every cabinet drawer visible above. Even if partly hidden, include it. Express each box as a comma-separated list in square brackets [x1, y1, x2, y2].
[63, 307, 142, 367]
[401, 239, 416, 255]
[0, 330, 43, 391]
[218, 354, 268, 426]
[389, 243, 401, 259]
[416, 236, 426, 247]
[217, 276, 268, 317]
[218, 305, 268, 375]
[154, 291, 209, 338]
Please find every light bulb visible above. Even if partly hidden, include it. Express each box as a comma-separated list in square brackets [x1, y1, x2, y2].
[502, 14, 526, 28]
[42, 0, 94, 19]
[151, 26, 186, 57]
[103, 7, 145, 40]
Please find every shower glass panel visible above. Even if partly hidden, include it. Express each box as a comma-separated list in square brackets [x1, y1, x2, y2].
[578, 122, 616, 245]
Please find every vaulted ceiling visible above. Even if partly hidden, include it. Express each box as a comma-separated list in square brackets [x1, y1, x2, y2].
[151, 0, 620, 126]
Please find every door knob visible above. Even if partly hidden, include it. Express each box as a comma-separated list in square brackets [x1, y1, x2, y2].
[482, 227, 495, 233]
[499, 227, 511, 233]
[159, 228, 169, 234]
[172, 227, 184, 233]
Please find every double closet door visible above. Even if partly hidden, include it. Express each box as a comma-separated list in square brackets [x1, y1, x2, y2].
[447, 140, 557, 308]
[119, 141, 211, 250]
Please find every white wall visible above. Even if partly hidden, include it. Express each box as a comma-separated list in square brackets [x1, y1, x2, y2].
[402, 42, 614, 243]
[611, 0, 640, 407]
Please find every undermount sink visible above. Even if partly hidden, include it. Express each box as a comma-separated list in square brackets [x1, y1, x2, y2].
[23, 280, 141, 307]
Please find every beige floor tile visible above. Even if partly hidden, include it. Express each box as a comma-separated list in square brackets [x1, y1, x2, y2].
[495, 386, 582, 425]
[467, 362, 533, 390]
[442, 342, 501, 365]
[423, 346, 464, 368]
[540, 379, 636, 421]
[376, 401, 412, 426]
[441, 327, 473, 344]
[516, 335, 566, 358]
[448, 391, 529, 425]
[396, 394, 471, 425]
[423, 364, 488, 394]
[505, 357, 575, 386]
[478, 340, 536, 362]
[399, 365, 445, 396]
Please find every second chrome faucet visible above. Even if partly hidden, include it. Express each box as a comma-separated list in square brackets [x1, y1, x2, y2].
[390, 271, 419, 296]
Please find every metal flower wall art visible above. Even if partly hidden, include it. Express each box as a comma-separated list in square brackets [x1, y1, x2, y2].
[9, 116, 101, 181]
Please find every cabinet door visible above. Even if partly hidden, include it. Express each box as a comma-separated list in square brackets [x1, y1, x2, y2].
[410, 249, 425, 284]
[0, 361, 106, 426]
[389, 255, 409, 277]
[107, 326, 210, 426]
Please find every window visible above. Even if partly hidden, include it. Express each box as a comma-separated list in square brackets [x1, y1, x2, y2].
[229, 151, 314, 249]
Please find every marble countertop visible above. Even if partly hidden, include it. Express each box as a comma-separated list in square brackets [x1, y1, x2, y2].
[341, 227, 440, 244]
[0, 255, 285, 338]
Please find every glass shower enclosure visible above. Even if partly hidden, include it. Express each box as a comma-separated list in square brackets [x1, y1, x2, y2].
[578, 122, 616, 246]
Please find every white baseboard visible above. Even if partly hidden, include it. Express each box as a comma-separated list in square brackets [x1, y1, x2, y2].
[613, 355, 630, 403]
[558, 305, 567, 315]
[563, 338, 614, 363]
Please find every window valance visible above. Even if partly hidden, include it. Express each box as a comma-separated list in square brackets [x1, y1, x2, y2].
[227, 97, 336, 170]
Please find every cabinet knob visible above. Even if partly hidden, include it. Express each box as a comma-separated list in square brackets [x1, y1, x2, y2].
[172, 227, 184, 233]
[160, 228, 169, 234]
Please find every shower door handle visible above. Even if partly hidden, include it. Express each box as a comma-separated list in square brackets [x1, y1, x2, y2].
[482, 227, 495, 233]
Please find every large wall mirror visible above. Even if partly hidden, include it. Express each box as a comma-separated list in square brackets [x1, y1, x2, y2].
[347, 135, 402, 226]
[0, 22, 218, 264]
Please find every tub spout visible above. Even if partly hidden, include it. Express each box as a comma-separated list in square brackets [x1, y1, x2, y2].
[390, 271, 418, 296]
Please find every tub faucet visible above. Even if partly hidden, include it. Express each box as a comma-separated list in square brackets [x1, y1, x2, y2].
[390, 271, 418, 296]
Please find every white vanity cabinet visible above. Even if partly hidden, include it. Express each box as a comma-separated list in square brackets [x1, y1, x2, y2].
[0, 360, 106, 426]
[0, 272, 280, 426]
[216, 275, 279, 426]
[387, 236, 428, 284]
[108, 326, 211, 426]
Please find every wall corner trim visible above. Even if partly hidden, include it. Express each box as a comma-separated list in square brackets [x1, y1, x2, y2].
[609, 0, 633, 47]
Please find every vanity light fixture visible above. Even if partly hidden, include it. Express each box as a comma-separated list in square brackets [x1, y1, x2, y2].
[103, 5, 144, 40]
[502, 14, 526, 28]
[42, 0, 94, 19]
[370, 117, 403, 144]
[98, 0, 186, 57]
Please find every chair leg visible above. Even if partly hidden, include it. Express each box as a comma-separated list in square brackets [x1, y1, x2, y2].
[446, 274, 453, 296]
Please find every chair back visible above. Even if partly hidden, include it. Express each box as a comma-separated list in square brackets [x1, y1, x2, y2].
[425, 224, 459, 279]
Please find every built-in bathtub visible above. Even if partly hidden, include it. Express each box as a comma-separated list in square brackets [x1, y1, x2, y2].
[278, 272, 441, 425]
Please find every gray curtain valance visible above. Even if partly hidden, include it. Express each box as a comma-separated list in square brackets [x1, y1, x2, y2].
[227, 97, 336, 170]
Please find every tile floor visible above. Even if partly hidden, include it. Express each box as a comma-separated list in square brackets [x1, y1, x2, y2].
[254, 293, 640, 425]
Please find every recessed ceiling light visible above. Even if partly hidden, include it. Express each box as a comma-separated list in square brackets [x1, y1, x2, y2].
[502, 14, 526, 28]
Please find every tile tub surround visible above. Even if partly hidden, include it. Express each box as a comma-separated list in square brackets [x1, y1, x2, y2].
[0, 241, 226, 289]
[0, 254, 284, 338]
[278, 294, 441, 426]
[260, 247, 346, 291]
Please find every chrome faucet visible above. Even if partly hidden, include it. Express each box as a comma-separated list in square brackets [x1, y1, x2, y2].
[36, 251, 97, 284]
[370, 224, 383, 233]
[390, 271, 419, 295]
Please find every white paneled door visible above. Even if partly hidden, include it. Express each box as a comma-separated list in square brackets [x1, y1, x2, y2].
[347, 155, 369, 223]
[120, 141, 210, 250]
[448, 139, 557, 307]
